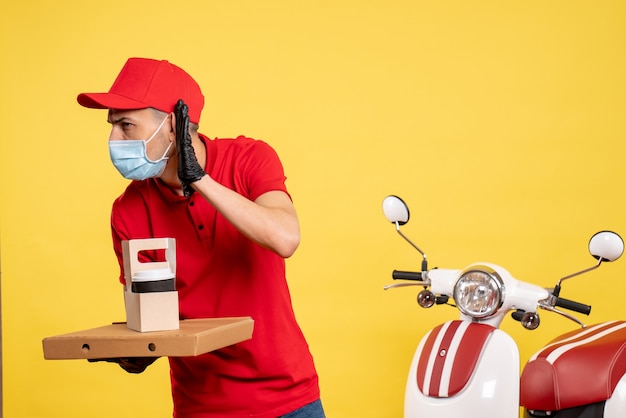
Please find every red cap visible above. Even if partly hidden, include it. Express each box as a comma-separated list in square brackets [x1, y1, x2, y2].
[77, 58, 204, 124]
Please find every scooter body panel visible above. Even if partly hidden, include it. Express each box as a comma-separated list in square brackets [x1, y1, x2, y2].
[405, 325, 520, 418]
[604, 374, 626, 418]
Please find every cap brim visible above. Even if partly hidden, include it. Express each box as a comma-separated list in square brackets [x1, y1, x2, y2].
[77, 92, 149, 111]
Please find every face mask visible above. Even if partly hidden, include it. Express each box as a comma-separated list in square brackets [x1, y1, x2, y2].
[108, 115, 172, 180]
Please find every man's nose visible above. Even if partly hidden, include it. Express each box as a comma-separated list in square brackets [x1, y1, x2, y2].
[109, 127, 123, 141]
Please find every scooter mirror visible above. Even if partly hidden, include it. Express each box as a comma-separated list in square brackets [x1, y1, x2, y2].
[589, 231, 624, 262]
[382, 195, 410, 225]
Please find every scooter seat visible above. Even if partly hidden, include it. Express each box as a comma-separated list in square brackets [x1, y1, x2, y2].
[520, 320, 626, 412]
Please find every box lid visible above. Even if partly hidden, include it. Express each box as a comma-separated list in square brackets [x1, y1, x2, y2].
[42, 317, 254, 359]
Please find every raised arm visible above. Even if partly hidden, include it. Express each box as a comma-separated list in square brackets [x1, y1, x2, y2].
[174, 100, 300, 258]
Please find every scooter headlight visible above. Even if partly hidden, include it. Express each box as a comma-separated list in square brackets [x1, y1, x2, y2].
[453, 266, 504, 318]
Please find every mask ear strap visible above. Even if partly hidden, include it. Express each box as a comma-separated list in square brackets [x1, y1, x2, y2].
[159, 141, 174, 161]
[145, 114, 170, 145]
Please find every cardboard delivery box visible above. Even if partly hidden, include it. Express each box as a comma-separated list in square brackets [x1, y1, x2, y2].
[43, 238, 254, 360]
[42, 317, 254, 359]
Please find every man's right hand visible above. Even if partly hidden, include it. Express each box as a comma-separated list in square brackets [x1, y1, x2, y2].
[88, 357, 159, 374]
[175, 99, 206, 197]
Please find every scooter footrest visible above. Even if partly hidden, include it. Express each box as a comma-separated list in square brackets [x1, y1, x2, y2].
[520, 321, 626, 411]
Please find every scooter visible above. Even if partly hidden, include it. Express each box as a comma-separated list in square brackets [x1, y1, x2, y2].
[381, 195, 626, 418]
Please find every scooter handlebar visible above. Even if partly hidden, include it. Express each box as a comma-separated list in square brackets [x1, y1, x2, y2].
[392, 270, 423, 281]
[555, 297, 592, 315]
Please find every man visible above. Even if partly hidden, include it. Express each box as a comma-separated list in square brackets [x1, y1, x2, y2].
[77, 57, 324, 418]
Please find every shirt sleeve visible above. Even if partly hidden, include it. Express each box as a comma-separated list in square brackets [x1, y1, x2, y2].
[234, 138, 290, 201]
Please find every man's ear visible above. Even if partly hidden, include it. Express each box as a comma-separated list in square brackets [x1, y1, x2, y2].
[169, 112, 177, 141]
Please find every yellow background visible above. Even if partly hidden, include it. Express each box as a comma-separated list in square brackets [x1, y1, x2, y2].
[2, 1, 626, 417]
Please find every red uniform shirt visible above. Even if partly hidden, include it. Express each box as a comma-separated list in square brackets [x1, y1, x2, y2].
[110, 135, 320, 417]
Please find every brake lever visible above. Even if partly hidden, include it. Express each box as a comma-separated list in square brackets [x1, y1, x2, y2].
[538, 301, 586, 328]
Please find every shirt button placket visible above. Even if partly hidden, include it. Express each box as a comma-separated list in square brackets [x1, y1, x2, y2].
[187, 197, 207, 238]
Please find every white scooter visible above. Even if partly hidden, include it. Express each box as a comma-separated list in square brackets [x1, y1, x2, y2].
[382, 195, 626, 418]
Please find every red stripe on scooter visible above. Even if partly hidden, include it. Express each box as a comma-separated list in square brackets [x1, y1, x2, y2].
[416, 324, 444, 395]
[416, 321, 460, 396]
[423, 321, 463, 396]
[531, 321, 622, 361]
[416, 320, 496, 398]
[448, 323, 496, 396]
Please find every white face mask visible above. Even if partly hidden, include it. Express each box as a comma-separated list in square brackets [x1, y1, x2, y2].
[108, 115, 172, 180]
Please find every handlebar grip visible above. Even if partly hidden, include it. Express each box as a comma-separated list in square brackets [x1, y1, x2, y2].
[392, 270, 423, 281]
[555, 297, 592, 315]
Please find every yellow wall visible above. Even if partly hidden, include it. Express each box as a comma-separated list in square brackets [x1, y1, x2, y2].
[2, 1, 626, 417]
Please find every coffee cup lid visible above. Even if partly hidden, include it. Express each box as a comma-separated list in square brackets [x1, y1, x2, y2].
[132, 268, 175, 282]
